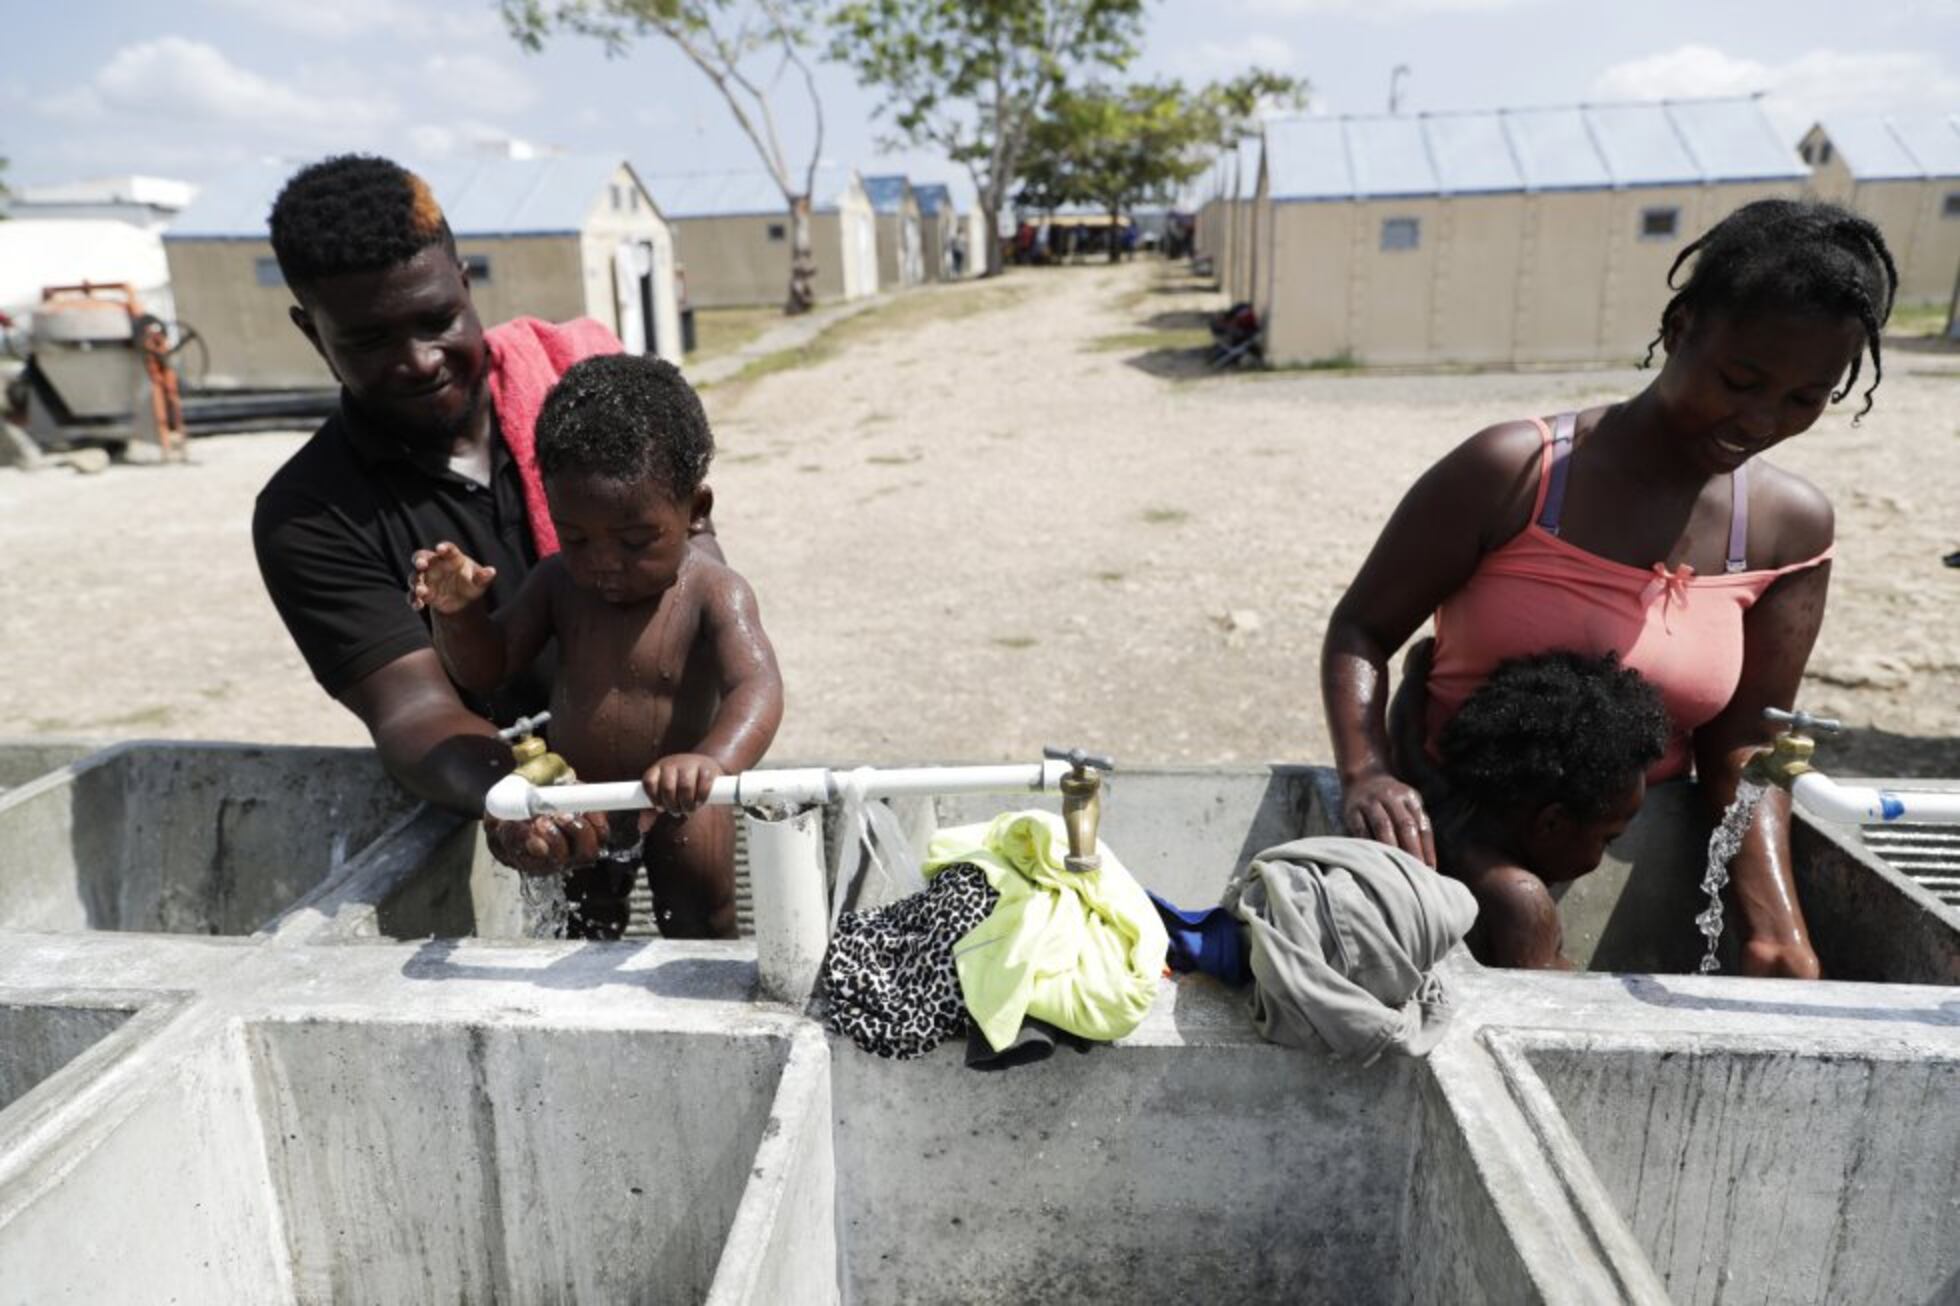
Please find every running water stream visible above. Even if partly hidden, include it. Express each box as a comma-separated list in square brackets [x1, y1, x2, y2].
[1695, 779, 1769, 974]
[520, 872, 570, 939]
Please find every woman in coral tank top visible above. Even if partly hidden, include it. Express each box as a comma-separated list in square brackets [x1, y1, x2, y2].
[1321, 199, 1899, 977]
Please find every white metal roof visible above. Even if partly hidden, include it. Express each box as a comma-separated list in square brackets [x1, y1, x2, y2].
[1264, 97, 1806, 202]
[647, 164, 861, 219]
[1816, 114, 1960, 181]
[862, 175, 912, 214]
[166, 155, 639, 240]
[15, 175, 198, 210]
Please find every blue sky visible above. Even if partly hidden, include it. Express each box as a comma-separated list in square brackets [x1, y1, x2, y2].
[4, 0, 1955, 203]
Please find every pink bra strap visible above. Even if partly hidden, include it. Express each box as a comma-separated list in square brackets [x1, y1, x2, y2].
[1726, 460, 1750, 573]
[1536, 411, 1577, 536]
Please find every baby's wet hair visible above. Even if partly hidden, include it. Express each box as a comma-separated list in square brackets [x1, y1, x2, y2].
[269, 154, 455, 293]
[1644, 198, 1899, 420]
[536, 354, 713, 497]
[1440, 651, 1668, 821]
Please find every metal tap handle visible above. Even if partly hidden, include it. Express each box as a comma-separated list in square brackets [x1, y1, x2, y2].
[497, 710, 553, 741]
[1763, 707, 1842, 736]
[1043, 744, 1115, 774]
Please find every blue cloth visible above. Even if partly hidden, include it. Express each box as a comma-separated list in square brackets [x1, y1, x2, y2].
[1148, 891, 1251, 986]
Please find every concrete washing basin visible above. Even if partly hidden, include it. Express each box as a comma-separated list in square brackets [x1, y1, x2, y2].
[0, 742, 1951, 1303]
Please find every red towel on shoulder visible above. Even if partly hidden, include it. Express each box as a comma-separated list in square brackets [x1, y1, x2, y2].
[484, 316, 624, 557]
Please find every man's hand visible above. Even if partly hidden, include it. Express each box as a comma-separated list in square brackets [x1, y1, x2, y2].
[410, 541, 496, 614]
[1740, 934, 1822, 980]
[641, 753, 725, 821]
[484, 810, 611, 876]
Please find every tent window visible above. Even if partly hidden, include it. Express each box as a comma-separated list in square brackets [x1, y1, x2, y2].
[254, 257, 285, 287]
[1799, 142, 1815, 164]
[1640, 207, 1680, 240]
[1379, 217, 1419, 252]
[629, 189, 640, 213]
[1819, 141, 1833, 165]
[611, 185, 624, 212]
[766, 223, 787, 242]
[1944, 192, 1960, 218]
[464, 254, 492, 283]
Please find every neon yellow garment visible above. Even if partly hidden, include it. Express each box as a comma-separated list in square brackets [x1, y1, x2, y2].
[923, 811, 1169, 1052]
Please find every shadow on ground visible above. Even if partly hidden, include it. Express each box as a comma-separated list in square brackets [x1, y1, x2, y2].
[1814, 725, 1960, 779]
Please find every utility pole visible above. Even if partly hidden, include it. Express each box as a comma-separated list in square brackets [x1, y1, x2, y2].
[1389, 65, 1411, 115]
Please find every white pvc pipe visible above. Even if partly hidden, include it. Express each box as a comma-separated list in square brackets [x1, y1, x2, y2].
[744, 806, 829, 1005]
[1791, 771, 1960, 825]
[485, 759, 1072, 822]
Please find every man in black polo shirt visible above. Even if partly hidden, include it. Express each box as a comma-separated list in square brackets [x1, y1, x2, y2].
[252, 155, 707, 871]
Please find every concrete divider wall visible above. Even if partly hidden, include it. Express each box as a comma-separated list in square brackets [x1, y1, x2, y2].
[0, 1020, 292, 1304]
[250, 1019, 792, 1305]
[1522, 1034, 1960, 1306]
[828, 977, 1427, 1305]
[0, 743, 420, 934]
[0, 1000, 134, 1112]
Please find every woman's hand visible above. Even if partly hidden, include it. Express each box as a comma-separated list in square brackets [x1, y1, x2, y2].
[1740, 933, 1822, 980]
[1341, 768, 1437, 867]
[484, 810, 610, 876]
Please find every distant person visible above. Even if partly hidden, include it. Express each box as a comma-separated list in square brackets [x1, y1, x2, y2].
[411, 355, 781, 938]
[1394, 645, 1667, 969]
[252, 154, 720, 877]
[1322, 198, 1899, 979]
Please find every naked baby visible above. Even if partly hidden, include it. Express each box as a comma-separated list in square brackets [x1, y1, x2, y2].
[411, 353, 783, 939]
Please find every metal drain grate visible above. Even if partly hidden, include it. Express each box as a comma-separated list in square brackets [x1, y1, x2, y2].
[1860, 824, 1960, 909]
[622, 819, 755, 939]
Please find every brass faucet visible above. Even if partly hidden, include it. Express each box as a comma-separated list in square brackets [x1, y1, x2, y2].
[1742, 707, 1841, 790]
[508, 726, 576, 787]
[1045, 745, 1115, 873]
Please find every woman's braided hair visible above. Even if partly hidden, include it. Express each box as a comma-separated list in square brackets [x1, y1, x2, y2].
[1643, 198, 1899, 420]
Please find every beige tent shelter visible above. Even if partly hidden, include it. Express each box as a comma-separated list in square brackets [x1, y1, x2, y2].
[1253, 97, 1807, 368]
[913, 184, 963, 281]
[652, 166, 878, 308]
[164, 156, 681, 388]
[863, 176, 926, 290]
[1194, 144, 1256, 297]
[1799, 115, 1960, 307]
[962, 206, 992, 279]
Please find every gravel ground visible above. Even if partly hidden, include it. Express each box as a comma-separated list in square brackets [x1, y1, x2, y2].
[3, 261, 1954, 777]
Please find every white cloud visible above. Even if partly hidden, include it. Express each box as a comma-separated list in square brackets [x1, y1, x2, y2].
[422, 52, 540, 113]
[1591, 45, 1770, 101]
[206, 0, 501, 43]
[1243, 0, 1539, 14]
[406, 118, 523, 157]
[1194, 34, 1298, 73]
[49, 37, 397, 138]
[1592, 45, 1960, 140]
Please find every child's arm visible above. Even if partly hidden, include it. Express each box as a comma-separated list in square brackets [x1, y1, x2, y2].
[641, 568, 784, 813]
[409, 542, 556, 696]
[1454, 845, 1574, 971]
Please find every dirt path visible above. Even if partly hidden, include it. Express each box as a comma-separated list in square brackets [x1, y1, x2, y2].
[3, 263, 1955, 776]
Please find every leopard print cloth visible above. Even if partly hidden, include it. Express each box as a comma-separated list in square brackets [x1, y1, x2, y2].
[817, 862, 998, 1060]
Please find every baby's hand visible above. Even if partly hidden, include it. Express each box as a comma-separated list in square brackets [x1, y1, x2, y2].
[641, 753, 725, 820]
[410, 542, 496, 614]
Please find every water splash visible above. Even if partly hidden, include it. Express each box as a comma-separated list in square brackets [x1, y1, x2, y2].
[1695, 779, 1768, 974]
[520, 872, 570, 939]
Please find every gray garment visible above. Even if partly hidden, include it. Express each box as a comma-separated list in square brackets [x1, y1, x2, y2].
[1223, 836, 1479, 1063]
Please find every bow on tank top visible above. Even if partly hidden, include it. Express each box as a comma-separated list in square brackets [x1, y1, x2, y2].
[1424, 412, 1834, 781]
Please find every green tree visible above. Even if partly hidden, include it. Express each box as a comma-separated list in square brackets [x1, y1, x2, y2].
[830, 0, 1147, 276]
[1016, 70, 1308, 261]
[503, 1, 830, 313]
